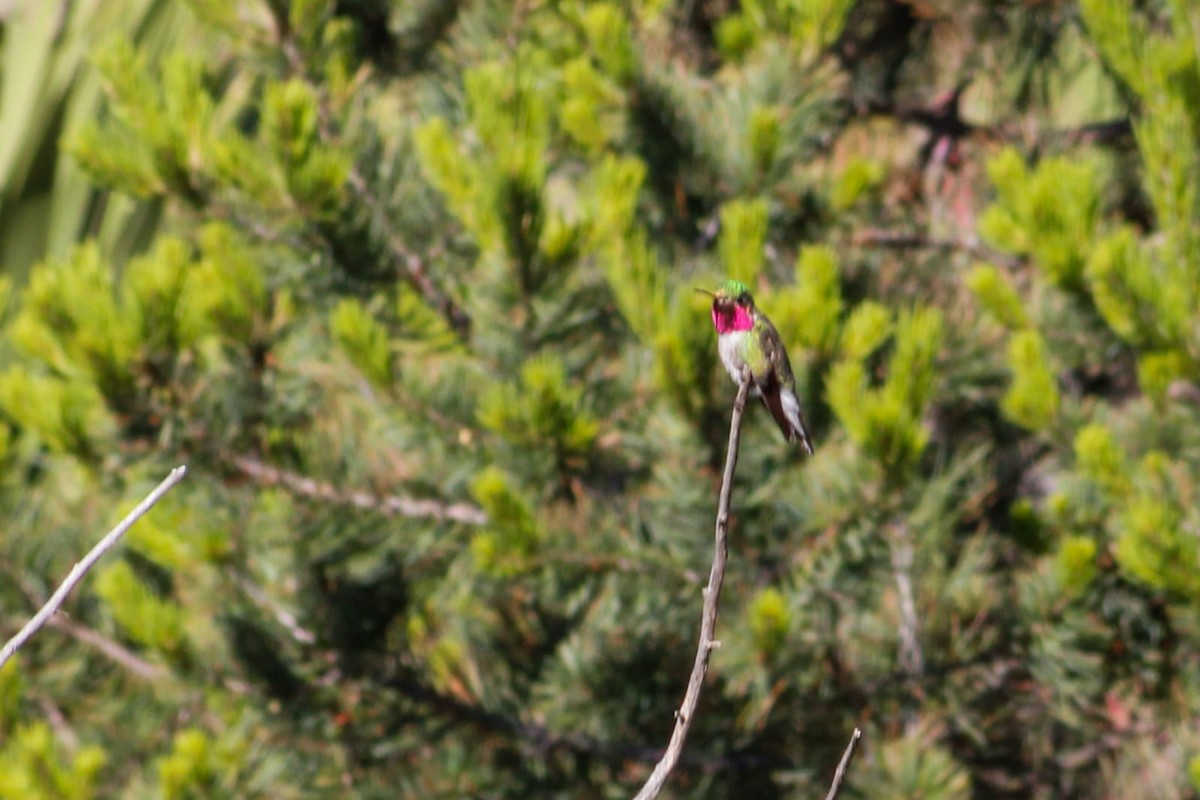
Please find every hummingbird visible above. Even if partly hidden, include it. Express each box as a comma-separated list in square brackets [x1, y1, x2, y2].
[701, 279, 814, 454]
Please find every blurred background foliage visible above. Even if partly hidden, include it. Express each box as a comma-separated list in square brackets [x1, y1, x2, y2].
[1, 0, 1199, 797]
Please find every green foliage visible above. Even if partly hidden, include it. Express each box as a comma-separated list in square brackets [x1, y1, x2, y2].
[478, 355, 600, 481]
[966, 263, 1028, 330]
[978, 147, 1103, 291]
[746, 587, 790, 657]
[469, 466, 541, 575]
[831, 155, 885, 211]
[1074, 423, 1128, 495]
[718, 198, 769, 284]
[589, 156, 669, 345]
[1114, 487, 1200, 600]
[560, 58, 625, 152]
[1056, 535, 1098, 596]
[330, 299, 394, 389]
[72, 44, 209, 198]
[0, 369, 112, 459]
[839, 301, 892, 360]
[715, 0, 855, 61]
[0, 659, 21, 733]
[1137, 350, 1185, 405]
[654, 292, 722, 429]
[263, 79, 350, 217]
[579, 3, 635, 81]
[853, 723, 971, 799]
[772, 244, 843, 356]
[10, 243, 137, 399]
[153, 726, 257, 800]
[1001, 330, 1059, 431]
[0, 0, 183, 277]
[0, 722, 106, 800]
[94, 560, 187, 657]
[156, 729, 218, 798]
[828, 307, 943, 476]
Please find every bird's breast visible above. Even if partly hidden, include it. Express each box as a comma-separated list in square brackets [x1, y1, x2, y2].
[718, 331, 753, 386]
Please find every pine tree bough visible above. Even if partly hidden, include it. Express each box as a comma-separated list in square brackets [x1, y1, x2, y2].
[346, 168, 473, 340]
[0, 466, 188, 670]
[632, 371, 750, 800]
[229, 455, 487, 525]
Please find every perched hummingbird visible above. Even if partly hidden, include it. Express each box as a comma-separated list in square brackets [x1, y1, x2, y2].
[701, 280, 814, 454]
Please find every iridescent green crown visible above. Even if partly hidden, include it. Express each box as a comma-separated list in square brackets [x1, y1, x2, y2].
[717, 279, 752, 300]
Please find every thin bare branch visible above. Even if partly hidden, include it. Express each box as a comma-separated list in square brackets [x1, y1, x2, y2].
[0, 466, 188, 670]
[265, 1, 472, 340]
[890, 525, 924, 680]
[230, 455, 487, 525]
[824, 728, 863, 800]
[633, 369, 752, 800]
[46, 615, 166, 681]
[850, 229, 1023, 269]
[232, 570, 317, 646]
[346, 167, 473, 340]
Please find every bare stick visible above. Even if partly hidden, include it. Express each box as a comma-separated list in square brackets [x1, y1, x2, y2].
[824, 727, 863, 800]
[633, 370, 752, 800]
[0, 466, 188, 669]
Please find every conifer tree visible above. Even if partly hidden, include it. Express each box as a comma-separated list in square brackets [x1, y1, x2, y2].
[1, 0, 1199, 798]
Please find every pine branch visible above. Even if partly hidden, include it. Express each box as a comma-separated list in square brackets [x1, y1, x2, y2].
[345, 167, 473, 340]
[232, 570, 316, 646]
[0, 466, 188, 669]
[382, 667, 788, 774]
[228, 455, 487, 525]
[850, 229, 1023, 269]
[634, 368, 751, 800]
[266, 3, 472, 340]
[46, 615, 166, 681]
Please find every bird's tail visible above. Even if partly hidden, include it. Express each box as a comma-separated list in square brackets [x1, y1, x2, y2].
[763, 385, 815, 455]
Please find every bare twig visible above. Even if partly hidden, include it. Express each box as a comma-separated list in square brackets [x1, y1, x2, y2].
[0, 466, 188, 670]
[850, 229, 1023, 269]
[232, 570, 317, 646]
[46, 615, 166, 681]
[346, 167, 474, 340]
[633, 369, 752, 800]
[890, 525, 924, 681]
[823, 728, 863, 800]
[229, 455, 487, 525]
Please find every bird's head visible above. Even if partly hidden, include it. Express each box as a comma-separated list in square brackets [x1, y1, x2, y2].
[698, 280, 755, 333]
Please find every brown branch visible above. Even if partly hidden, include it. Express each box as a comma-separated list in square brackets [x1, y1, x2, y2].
[633, 368, 751, 800]
[850, 229, 1023, 269]
[0, 466, 188, 669]
[46, 615, 166, 681]
[229, 455, 488, 525]
[824, 728, 864, 800]
[231, 571, 317, 646]
[346, 167, 474, 340]
[381, 667, 787, 775]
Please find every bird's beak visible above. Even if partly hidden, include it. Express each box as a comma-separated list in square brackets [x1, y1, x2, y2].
[694, 288, 717, 298]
